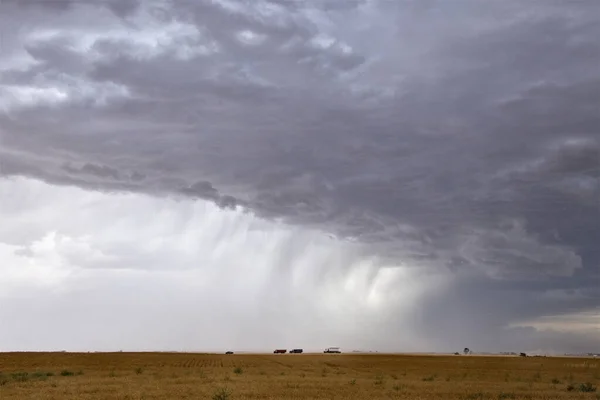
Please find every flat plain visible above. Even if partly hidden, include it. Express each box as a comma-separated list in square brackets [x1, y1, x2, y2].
[0, 352, 598, 399]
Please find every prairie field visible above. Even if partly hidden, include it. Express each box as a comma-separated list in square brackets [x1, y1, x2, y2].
[0, 352, 598, 399]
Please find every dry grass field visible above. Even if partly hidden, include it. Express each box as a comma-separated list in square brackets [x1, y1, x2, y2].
[0, 352, 598, 399]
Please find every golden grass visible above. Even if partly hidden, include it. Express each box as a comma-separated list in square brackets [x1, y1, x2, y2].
[0, 352, 598, 399]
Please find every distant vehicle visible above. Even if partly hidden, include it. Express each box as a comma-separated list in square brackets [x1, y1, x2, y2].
[324, 347, 341, 353]
[225, 351, 234, 354]
[519, 352, 527, 357]
[273, 349, 287, 354]
[290, 349, 303, 354]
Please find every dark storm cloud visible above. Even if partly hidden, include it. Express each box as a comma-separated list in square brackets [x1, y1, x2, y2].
[1, 0, 598, 350]
[105, 0, 140, 18]
[63, 162, 121, 181]
[2, 0, 73, 12]
[180, 180, 241, 209]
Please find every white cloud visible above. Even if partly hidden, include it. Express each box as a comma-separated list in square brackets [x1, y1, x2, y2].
[0, 85, 69, 110]
[510, 310, 600, 336]
[0, 79, 130, 111]
[0, 177, 440, 352]
[236, 30, 266, 46]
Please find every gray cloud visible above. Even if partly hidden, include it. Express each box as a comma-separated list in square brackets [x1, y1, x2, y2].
[63, 162, 121, 180]
[0, 0, 598, 352]
[180, 180, 240, 209]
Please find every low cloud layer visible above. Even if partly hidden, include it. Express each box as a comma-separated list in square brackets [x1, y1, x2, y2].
[0, 0, 598, 352]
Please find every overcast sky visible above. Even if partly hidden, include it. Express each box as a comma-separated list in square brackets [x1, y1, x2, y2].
[0, 0, 598, 354]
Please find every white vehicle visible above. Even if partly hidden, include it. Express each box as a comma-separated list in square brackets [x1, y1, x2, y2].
[324, 347, 341, 353]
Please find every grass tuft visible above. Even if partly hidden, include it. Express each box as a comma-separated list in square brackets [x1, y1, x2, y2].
[463, 392, 485, 400]
[392, 384, 407, 391]
[578, 382, 597, 392]
[11, 372, 29, 382]
[212, 387, 231, 400]
[498, 392, 516, 399]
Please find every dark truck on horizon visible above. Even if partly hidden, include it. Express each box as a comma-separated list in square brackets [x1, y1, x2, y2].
[289, 349, 303, 354]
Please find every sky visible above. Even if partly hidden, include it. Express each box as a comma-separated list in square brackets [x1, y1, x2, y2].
[0, 0, 598, 354]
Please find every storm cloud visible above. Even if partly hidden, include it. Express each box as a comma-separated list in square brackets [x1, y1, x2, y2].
[0, 0, 598, 353]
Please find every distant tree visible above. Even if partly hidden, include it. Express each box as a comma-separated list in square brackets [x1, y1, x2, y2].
[463, 348, 470, 355]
